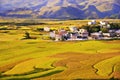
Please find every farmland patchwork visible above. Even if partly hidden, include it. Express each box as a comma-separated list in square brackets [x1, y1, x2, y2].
[0, 40, 120, 79]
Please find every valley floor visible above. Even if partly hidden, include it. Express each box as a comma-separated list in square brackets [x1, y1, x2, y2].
[0, 40, 120, 79]
[0, 19, 120, 79]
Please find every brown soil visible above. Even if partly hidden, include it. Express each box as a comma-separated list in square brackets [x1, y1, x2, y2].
[113, 72, 120, 79]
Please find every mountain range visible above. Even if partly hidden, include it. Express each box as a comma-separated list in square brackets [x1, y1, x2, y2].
[0, 0, 120, 19]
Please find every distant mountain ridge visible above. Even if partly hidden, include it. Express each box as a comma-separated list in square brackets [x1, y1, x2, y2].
[0, 0, 120, 19]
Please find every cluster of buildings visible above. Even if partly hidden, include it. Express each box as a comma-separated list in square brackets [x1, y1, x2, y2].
[50, 28, 89, 41]
[44, 20, 120, 41]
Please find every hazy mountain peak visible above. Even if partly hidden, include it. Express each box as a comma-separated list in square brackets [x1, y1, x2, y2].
[0, 0, 120, 19]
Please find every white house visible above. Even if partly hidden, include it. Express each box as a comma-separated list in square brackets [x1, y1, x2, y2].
[102, 33, 111, 37]
[115, 29, 120, 37]
[69, 26, 78, 32]
[88, 22, 93, 25]
[107, 24, 111, 28]
[91, 32, 102, 39]
[88, 20, 96, 25]
[50, 31, 55, 38]
[91, 20, 96, 24]
[108, 30, 116, 37]
[79, 29, 89, 38]
[44, 27, 50, 32]
[55, 34, 61, 41]
[109, 30, 115, 33]
[100, 21, 108, 26]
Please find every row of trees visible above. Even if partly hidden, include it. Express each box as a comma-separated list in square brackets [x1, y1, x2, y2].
[81, 23, 120, 34]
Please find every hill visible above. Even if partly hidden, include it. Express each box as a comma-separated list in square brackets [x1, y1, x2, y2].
[0, 0, 120, 19]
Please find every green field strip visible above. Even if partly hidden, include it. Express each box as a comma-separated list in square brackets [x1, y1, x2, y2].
[0, 67, 65, 80]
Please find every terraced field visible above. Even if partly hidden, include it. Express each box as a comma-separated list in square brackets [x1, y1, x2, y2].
[0, 19, 120, 79]
[0, 40, 120, 80]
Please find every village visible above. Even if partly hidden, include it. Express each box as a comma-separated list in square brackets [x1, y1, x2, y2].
[0, 20, 120, 41]
[47, 20, 120, 41]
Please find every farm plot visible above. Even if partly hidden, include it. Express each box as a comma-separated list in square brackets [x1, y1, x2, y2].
[33, 52, 120, 80]
[0, 40, 120, 79]
[94, 56, 120, 76]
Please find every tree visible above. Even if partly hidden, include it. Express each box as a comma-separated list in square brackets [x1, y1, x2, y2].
[90, 28, 99, 32]
[101, 28, 108, 33]
[110, 23, 120, 29]
[89, 25, 100, 33]
[24, 31, 31, 39]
